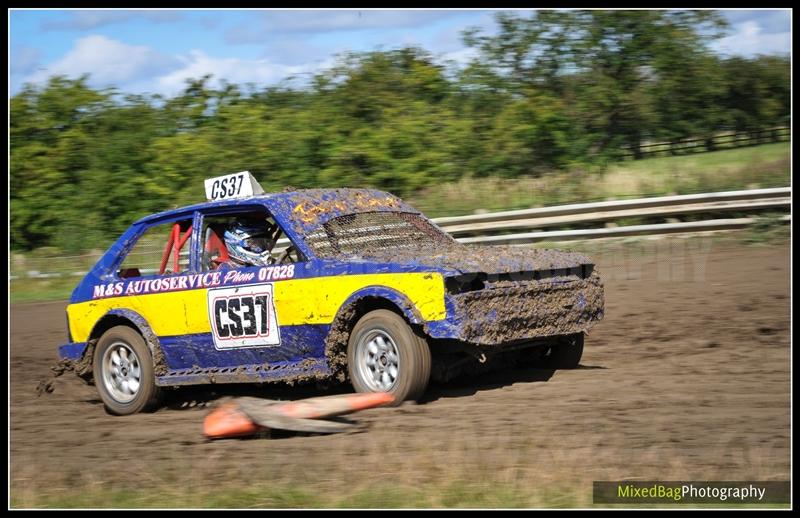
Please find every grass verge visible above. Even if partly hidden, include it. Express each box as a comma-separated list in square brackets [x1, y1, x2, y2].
[409, 142, 789, 218]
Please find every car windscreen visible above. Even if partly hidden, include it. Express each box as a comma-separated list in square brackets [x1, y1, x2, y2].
[304, 211, 454, 258]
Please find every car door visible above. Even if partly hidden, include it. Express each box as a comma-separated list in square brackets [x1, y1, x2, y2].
[189, 207, 318, 372]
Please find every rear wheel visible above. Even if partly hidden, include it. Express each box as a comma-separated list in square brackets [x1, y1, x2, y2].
[93, 326, 161, 415]
[347, 309, 431, 405]
[541, 333, 584, 369]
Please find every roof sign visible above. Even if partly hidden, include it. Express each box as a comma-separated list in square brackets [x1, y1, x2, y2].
[204, 171, 265, 201]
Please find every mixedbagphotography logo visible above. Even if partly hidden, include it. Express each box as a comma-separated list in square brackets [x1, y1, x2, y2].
[593, 481, 790, 505]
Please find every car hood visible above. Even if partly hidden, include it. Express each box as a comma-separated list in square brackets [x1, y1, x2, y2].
[345, 243, 593, 275]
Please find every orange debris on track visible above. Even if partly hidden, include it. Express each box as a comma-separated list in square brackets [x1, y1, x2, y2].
[203, 392, 395, 439]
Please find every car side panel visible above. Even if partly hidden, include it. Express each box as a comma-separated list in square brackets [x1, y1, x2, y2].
[157, 325, 330, 369]
[66, 271, 446, 371]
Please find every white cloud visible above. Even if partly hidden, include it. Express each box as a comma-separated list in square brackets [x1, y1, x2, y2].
[42, 10, 183, 31]
[154, 50, 334, 96]
[226, 10, 459, 43]
[439, 47, 478, 67]
[712, 21, 791, 57]
[260, 39, 325, 66]
[722, 9, 790, 34]
[23, 35, 179, 87]
[14, 35, 337, 97]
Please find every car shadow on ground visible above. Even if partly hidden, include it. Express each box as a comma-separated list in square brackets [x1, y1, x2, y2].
[159, 381, 352, 411]
[156, 362, 606, 411]
[419, 366, 557, 404]
[419, 363, 606, 404]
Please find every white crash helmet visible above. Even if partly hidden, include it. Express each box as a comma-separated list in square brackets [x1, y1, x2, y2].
[223, 221, 275, 267]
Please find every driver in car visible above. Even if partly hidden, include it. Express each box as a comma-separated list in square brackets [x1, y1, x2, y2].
[219, 219, 278, 269]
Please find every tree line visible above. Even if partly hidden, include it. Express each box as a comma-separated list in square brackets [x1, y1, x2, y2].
[11, 10, 790, 251]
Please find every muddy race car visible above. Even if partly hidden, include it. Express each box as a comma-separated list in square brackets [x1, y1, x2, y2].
[59, 172, 604, 415]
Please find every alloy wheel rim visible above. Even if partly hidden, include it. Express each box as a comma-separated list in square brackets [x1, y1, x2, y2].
[355, 329, 400, 391]
[102, 342, 141, 403]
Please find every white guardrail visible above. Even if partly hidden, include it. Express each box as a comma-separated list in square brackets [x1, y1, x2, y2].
[11, 188, 790, 280]
[435, 187, 791, 243]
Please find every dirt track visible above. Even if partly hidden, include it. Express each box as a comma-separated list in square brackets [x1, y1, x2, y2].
[10, 238, 791, 507]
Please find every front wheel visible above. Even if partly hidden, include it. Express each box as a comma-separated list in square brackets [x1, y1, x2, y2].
[93, 326, 161, 415]
[347, 309, 431, 405]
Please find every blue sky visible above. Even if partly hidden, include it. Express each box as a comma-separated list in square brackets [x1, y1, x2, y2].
[9, 9, 792, 97]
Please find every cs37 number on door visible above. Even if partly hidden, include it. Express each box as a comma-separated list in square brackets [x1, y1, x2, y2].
[207, 284, 280, 349]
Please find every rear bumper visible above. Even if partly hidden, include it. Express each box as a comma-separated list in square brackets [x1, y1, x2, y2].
[426, 273, 604, 345]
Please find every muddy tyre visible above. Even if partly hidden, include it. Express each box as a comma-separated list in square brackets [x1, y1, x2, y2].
[347, 309, 431, 405]
[93, 326, 161, 415]
[541, 333, 584, 369]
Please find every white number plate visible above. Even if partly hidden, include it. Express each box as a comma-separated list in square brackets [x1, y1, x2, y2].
[204, 171, 265, 201]
[207, 284, 280, 349]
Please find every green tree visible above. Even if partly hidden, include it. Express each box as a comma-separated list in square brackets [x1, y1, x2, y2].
[11, 76, 110, 250]
[721, 55, 790, 134]
[464, 10, 729, 158]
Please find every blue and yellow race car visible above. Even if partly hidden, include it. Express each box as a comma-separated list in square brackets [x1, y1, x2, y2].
[59, 172, 604, 415]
